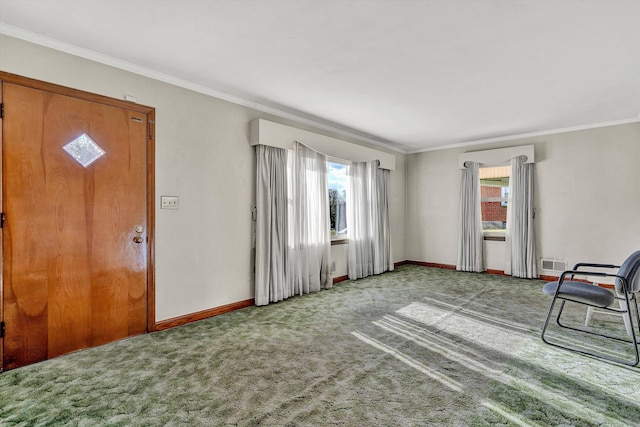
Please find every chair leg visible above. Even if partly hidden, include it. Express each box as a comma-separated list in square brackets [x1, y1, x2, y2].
[584, 294, 634, 338]
[541, 295, 640, 366]
[619, 293, 635, 338]
[623, 294, 639, 365]
[541, 297, 564, 345]
[584, 306, 594, 327]
[634, 295, 640, 344]
[626, 292, 640, 345]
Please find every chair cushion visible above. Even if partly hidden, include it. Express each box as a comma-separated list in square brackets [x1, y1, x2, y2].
[543, 280, 616, 308]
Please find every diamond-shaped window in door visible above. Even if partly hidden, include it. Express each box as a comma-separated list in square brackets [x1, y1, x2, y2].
[63, 133, 105, 168]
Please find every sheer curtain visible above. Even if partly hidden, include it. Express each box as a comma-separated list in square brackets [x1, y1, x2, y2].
[347, 160, 393, 280]
[287, 141, 332, 294]
[505, 155, 538, 278]
[255, 145, 289, 306]
[457, 161, 485, 272]
[255, 142, 332, 306]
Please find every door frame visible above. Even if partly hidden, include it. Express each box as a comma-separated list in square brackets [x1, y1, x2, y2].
[0, 71, 156, 371]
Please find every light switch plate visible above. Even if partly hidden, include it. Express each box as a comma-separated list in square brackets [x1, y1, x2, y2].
[160, 196, 179, 210]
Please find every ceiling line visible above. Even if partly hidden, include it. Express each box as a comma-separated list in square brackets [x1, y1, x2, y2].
[0, 23, 407, 154]
[3, 23, 638, 156]
[408, 117, 640, 154]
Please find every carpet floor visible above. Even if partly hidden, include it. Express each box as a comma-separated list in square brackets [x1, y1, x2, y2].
[1, 265, 639, 426]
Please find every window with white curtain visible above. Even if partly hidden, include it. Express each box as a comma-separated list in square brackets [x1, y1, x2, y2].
[480, 165, 510, 240]
[327, 160, 348, 240]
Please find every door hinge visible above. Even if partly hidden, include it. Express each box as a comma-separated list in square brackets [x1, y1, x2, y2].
[0, 212, 5, 228]
[0, 103, 4, 119]
[0, 322, 5, 338]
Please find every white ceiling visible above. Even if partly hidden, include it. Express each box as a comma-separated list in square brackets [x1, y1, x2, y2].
[1, 0, 639, 153]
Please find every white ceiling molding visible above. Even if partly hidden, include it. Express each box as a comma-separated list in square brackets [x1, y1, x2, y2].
[412, 117, 640, 155]
[3, 3, 640, 156]
[458, 145, 534, 169]
[2, 2, 640, 152]
[0, 23, 405, 155]
[250, 119, 396, 170]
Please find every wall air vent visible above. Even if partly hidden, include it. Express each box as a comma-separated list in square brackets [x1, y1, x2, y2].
[541, 259, 567, 272]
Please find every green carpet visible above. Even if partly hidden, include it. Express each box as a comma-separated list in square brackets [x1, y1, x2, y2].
[1, 265, 639, 426]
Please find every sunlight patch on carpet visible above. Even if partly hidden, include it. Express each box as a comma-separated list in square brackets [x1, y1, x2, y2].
[368, 313, 633, 426]
[397, 301, 531, 352]
[390, 301, 640, 426]
[481, 400, 543, 427]
[421, 295, 533, 332]
[351, 331, 463, 392]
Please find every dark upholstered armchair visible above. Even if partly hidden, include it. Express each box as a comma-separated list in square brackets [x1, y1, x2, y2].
[541, 251, 640, 366]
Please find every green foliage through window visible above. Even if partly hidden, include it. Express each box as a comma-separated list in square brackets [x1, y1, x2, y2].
[327, 162, 348, 237]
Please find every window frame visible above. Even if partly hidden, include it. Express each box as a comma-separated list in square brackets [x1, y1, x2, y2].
[480, 165, 510, 241]
[327, 158, 349, 242]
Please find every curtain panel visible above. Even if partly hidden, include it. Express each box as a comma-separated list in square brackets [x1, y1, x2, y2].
[255, 145, 289, 306]
[457, 161, 485, 272]
[505, 155, 538, 278]
[347, 160, 393, 280]
[255, 142, 332, 306]
[287, 142, 332, 294]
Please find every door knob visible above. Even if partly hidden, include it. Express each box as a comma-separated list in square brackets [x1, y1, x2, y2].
[133, 236, 144, 244]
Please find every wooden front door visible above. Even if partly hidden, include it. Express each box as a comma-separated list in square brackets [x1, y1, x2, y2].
[1, 75, 155, 370]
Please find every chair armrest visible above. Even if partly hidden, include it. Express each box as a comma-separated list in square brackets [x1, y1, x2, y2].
[557, 270, 630, 295]
[572, 262, 620, 270]
[558, 270, 623, 284]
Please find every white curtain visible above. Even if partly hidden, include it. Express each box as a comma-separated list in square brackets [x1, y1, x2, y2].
[505, 155, 538, 278]
[255, 145, 289, 306]
[347, 160, 393, 280]
[287, 141, 332, 294]
[255, 142, 332, 306]
[457, 161, 485, 272]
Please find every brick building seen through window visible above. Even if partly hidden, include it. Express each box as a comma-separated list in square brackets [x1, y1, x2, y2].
[480, 166, 510, 239]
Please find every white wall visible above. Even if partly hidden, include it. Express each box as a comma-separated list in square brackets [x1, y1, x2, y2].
[390, 152, 407, 267]
[331, 244, 349, 277]
[0, 35, 407, 321]
[406, 123, 640, 272]
[406, 148, 459, 265]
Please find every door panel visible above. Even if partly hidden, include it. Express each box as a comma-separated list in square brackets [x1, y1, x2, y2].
[2, 82, 150, 370]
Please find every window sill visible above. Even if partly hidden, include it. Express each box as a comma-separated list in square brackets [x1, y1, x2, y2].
[331, 238, 349, 246]
[483, 235, 505, 242]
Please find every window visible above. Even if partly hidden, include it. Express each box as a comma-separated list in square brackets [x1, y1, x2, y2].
[327, 161, 348, 239]
[480, 166, 510, 239]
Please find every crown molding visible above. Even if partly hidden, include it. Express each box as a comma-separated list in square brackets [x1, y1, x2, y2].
[0, 23, 407, 154]
[408, 117, 640, 154]
[3, 23, 637, 157]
